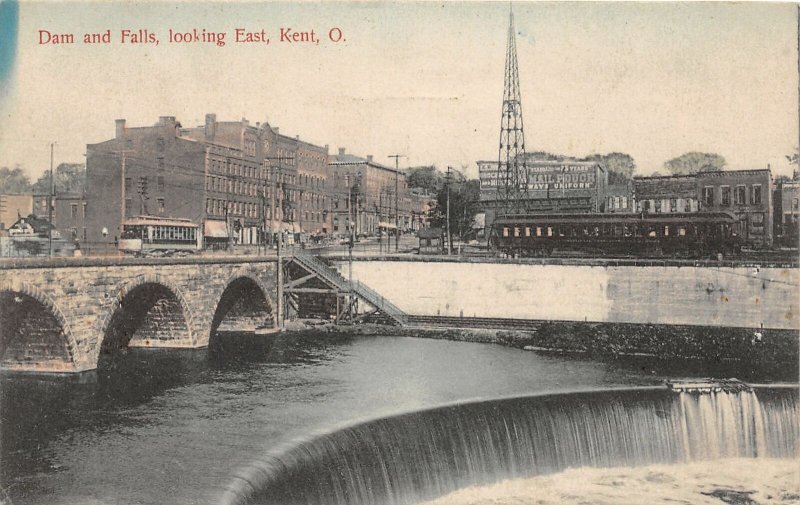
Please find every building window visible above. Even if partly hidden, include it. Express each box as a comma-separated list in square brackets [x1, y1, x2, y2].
[125, 177, 132, 192]
[702, 187, 714, 207]
[82, 202, 87, 218]
[720, 186, 730, 207]
[125, 198, 133, 217]
[71, 203, 78, 218]
[670, 198, 677, 213]
[750, 184, 762, 205]
[793, 198, 799, 211]
[158, 176, 165, 192]
[735, 185, 746, 205]
[157, 198, 165, 214]
[157, 157, 165, 171]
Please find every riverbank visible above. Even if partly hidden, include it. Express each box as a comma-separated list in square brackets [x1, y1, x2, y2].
[296, 320, 799, 378]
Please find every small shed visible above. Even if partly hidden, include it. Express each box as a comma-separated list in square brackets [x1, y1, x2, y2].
[418, 227, 443, 254]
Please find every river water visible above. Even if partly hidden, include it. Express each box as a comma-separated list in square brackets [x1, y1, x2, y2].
[0, 333, 796, 505]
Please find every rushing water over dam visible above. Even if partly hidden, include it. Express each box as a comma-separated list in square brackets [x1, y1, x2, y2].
[223, 387, 799, 505]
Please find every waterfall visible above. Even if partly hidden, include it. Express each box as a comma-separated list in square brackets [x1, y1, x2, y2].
[220, 386, 798, 505]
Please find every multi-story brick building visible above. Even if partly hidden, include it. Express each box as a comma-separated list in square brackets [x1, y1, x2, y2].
[85, 114, 329, 251]
[774, 179, 799, 246]
[328, 148, 410, 237]
[478, 157, 608, 236]
[697, 169, 772, 246]
[632, 168, 773, 247]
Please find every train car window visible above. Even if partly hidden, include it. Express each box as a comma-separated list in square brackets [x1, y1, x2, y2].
[514, 227, 521, 237]
[525, 227, 531, 237]
[547, 227, 553, 237]
[648, 226, 657, 238]
[503, 227, 509, 237]
[536, 227, 542, 237]
[594, 226, 600, 236]
[664, 226, 670, 237]
[678, 226, 686, 236]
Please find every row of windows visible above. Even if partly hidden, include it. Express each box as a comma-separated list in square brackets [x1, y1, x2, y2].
[209, 157, 262, 178]
[206, 199, 261, 218]
[607, 196, 629, 210]
[703, 184, 762, 207]
[207, 176, 261, 197]
[638, 198, 699, 214]
[503, 222, 730, 239]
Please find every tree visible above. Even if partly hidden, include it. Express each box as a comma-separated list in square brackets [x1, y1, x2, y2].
[583, 152, 636, 185]
[663, 152, 726, 175]
[430, 174, 480, 242]
[32, 163, 86, 194]
[0, 166, 32, 194]
[406, 166, 444, 193]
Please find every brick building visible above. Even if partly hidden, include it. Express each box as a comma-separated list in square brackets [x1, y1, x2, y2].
[697, 169, 772, 246]
[328, 148, 411, 237]
[478, 158, 608, 235]
[633, 174, 699, 214]
[632, 169, 773, 247]
[774, 180, 799, 246]
[85, 114, 329, 250]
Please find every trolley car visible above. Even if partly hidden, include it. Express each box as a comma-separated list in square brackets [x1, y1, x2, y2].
[118, 216, 201, 256]
[491, 212, 741, 258]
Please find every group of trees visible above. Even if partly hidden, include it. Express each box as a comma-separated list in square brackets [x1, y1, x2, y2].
[0, 163, 86, 195]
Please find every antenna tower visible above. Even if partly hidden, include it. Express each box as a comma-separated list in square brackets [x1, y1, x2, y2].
[497, 7, 528, 215]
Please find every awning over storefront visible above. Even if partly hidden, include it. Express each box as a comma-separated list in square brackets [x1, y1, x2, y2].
[378, 222, 397, 229]
[204, 220, 228, 238]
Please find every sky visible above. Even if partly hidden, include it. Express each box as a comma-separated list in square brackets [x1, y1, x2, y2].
[0, 1, 798, 180]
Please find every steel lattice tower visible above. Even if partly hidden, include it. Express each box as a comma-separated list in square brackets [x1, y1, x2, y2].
[497, 9, 528, 215]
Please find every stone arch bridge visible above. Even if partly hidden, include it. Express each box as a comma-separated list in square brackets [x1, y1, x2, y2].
[0, 256, 280, 373]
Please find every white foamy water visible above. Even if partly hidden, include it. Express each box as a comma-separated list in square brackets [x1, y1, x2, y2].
[421, 458, 800, 505]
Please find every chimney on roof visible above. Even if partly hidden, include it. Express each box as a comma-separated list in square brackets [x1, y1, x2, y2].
[338, 147, 345, 156]
[274, 127, 279, 134]
[204, 113, 216, 140]
[115, 119, 126, 139]
[367, 155, 373, 163]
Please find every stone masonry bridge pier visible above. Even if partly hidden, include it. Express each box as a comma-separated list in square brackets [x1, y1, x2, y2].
[0, 256, 279, 373]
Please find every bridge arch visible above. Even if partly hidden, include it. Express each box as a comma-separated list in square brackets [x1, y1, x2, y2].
[95, 274, 197, 359]
[0, 280, 79, 371]
[209, 268, 276, 339]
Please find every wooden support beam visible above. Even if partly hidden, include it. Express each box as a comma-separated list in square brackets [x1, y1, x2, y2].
[284, 273, 317, 289]
[284, 287, 339, 294]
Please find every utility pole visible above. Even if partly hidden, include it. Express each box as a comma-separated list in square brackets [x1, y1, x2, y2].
[48, 143, 54, 257]
[388, 154, 405, 252]
[446, 166, 452, 255]
[264, 156, 293, 249]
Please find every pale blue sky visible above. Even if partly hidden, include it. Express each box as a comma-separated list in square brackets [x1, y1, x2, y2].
[0, 1, 797, 179]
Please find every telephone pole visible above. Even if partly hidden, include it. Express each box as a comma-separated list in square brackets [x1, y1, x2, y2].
[388, 154, 405, 252]
[446, 166, 452, 255]
[48, 143, 54, 257]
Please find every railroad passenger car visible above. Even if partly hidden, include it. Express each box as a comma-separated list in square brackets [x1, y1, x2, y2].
[118, 216, 201, 256]
[491, 212, 741, 258]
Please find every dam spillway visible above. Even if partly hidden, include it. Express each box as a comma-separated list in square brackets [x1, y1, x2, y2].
[222, 385, 799, 505]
